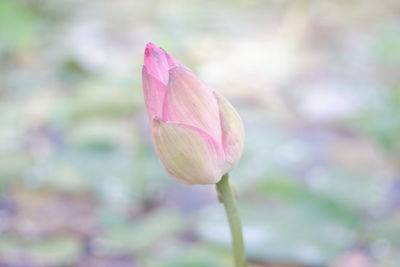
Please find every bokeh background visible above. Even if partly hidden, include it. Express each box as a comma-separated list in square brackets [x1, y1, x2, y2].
[1, 0, 400, 266]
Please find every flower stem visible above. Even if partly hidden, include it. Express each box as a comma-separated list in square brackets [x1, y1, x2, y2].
[216, 173, 247, 267]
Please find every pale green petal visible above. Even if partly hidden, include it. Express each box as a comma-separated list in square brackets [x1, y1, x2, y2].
[151, 119, 224, 185]
[214, 91, 245, 174]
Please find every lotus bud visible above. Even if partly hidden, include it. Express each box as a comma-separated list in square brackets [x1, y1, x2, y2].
[142, 42, 244, 184]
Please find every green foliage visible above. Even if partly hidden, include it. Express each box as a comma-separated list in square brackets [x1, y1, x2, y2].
[0, 0, 38, 54]
[0, 235, 82, 266]
[354, 84, 400, 152]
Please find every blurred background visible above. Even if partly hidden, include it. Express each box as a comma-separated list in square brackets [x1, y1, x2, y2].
[1, 0, 400, 266]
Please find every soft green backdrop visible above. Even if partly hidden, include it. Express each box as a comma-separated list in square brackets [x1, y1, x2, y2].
[0, 0, 399, 266]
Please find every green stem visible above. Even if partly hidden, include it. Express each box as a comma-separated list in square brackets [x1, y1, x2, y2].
[216, 173, 247, 267]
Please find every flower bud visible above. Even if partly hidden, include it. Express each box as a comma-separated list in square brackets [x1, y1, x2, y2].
[142, 43, 244, 184]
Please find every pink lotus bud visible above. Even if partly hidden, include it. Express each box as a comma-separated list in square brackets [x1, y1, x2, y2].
[142, 42, 244, 185]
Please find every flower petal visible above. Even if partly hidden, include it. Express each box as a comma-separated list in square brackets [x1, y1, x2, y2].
[162, 67, 221, 142]
[144, 42, 179, 84]
[142, 66, 167, 119]
[214, 91, 245, 174]
[161, 47, 179, 68]
[151, 119, 224, 185]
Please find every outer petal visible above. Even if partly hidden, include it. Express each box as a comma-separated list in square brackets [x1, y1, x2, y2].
[162, 67, 221, 142]
[214, 91, 245, 174]
[161, 47, 179, 68]
[151, 119, 224, 185]
[142, 66, 167, 119]
[144, 42, 179, 84]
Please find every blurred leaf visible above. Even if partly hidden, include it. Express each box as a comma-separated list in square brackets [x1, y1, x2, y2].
[0, 235, 82, 266]
[69, 84, 139, 122]
[98, 208, 184, 254]
[367, 214, 400, 246]
[259, 171, 364, 227]
[375, 27, 400, 65]
[145, 243, 230, 267]
[353, 84, 400, 152]
[0, 0, 38, 54]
